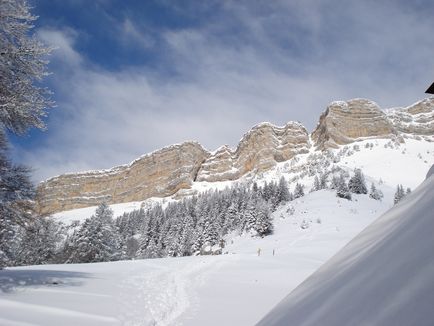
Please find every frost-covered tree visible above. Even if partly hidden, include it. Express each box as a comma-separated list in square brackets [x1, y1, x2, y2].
[277, 176, 291, 204]
[394, 185, 405, 205]
[336, 174, 351, 200]
[67, 203, 121, 263]
[0, 132, 34, 268]
[17, 217, 63, 265]
[0, 0, 52, 268]
[312, 175, 321, 192]
[0, 0, 53, 133]
[253, 198, 272, 237]
[293, 183, 305, 199]
[244, 196, 272, 237]
[369, 183, 383, 201]
[348, 169, 367, 194]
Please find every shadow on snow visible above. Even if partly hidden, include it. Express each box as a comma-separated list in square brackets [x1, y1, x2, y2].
[0, 269, 92, 294]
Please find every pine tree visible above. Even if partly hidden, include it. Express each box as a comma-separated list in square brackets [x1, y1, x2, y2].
[67, 203, 121, 263]
[336, 174, 351, 200]
[253, 199, 273, 237]
[319, 172, 328, 190]
[0, 132, 34, 268]
[17, 217, 62, 265]
[348, 169, 368, 194]
[369, 183, 383, 201]
[312, 175, 321, 192]
[277, 176, 291, 204]
[294, 183, 305, 199]
[394, 185, 405, 205]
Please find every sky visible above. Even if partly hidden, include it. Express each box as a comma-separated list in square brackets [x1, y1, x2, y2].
[10, 0, 434, 182]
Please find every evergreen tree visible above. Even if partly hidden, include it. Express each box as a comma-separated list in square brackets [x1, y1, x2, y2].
[312, 175, 321, 192]
[253, 198, 273, 237]
[369, 183, 383, 201]
[394, 184, 405, 205]
[294, 183, 305, 199]
[336, 174, 351, 200]
[67, 203, 121, 263]
[17, 217, 62, 265]
[348, 169, 368, 194]
[319, 172, 328, 190]
[0, 132, 34, 268]
[277, 176, 290, 204]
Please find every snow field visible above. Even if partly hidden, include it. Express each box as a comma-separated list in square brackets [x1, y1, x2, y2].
[2, 189, 391, 326]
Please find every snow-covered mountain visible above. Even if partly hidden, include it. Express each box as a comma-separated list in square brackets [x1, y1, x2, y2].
[37, 97, 434, 216]
[257, 167, 434, 326]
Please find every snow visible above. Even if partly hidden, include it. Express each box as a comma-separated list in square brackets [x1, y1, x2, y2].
[1, 189, 391, 326]
[51, 137, 433, 225]
[51, 201, 147, 225]
[257, 171, 434, 326]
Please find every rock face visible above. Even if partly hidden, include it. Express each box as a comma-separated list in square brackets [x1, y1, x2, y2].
[386, 98, 434, 136]
[37, 97, 434, 214]
[312, 99, 397, 149]
[196, 122, 310, 182]
[36, 142, 210, 215]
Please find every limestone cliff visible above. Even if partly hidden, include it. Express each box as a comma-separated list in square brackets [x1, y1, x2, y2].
[386, 98, 434, 136]
[37, 97, 434, 215]
[311, 98, 397, 149]
[196, 122, 310, 182]
[36, 142, 209, 215]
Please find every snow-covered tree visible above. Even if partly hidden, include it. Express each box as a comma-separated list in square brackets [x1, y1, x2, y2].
[336, 174, 351, 200]
[312, 175, 321, 192]
[0, 0, 53, 134]
[67, 203, 121, 263]
[277, 176, 291, 204]
[244, 196, 272, 237]
[253, 199, 273, 237]
[348, 169, 367, 194]
[394, 185, 405, 205]
[0, 0, 52, 268]
[369, 183, 383, 201]
[0, 132, 34, 268]
[17, 217, 63, 265]
[294, 183, 305, 199]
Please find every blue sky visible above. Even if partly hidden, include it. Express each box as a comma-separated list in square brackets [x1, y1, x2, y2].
[12, 0, 434, 182]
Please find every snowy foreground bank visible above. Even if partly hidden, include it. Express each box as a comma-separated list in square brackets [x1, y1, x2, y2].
[0, 190, 391, 326]
[258, 171, 434, 326]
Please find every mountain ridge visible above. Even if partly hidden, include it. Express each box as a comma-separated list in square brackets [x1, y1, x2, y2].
[36, 97, 434, 215]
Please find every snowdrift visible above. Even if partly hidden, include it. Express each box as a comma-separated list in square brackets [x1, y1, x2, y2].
[257, 167, 434, 326]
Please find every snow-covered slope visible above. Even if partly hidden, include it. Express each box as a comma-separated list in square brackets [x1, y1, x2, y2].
[257, 168, 434, 326]
[53, 138, 433, 224]
[1, 189, 391, 326]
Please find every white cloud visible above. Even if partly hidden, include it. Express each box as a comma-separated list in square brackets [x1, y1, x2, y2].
[36, 28, 82, 67]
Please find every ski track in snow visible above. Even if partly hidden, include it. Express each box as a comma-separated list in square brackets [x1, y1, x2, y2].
[118, 257, 221, 326]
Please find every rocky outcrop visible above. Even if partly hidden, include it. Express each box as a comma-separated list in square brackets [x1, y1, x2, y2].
[37, 97, 434, 214]
[36, 142, 210, 215]
[312, 99, 397, 149]
[386, 98, 434, 136]
[196, 122, 310, 182]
